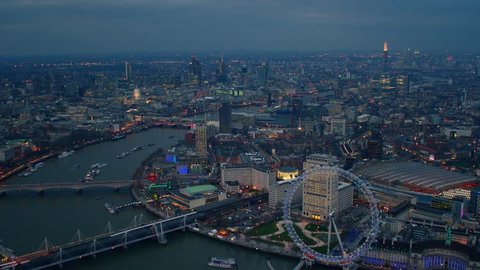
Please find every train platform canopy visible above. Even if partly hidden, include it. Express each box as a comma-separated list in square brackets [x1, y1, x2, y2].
[355, 161, 477, 193]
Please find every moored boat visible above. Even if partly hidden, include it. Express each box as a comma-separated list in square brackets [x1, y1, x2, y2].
[58, 150, 75, 158]
[208, 257, 237, 269]
[111, 134, 126, 141]
[91, 163, 101, 169]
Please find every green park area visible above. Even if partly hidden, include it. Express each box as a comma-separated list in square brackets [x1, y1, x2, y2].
[269, 224, 316, 246]
[312, 245, 329, 254]
[246, 221, 279, 236]
[305, 223, 329, 232]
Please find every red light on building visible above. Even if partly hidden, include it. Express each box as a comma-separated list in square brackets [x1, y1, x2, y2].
[147, 172, 157, 182]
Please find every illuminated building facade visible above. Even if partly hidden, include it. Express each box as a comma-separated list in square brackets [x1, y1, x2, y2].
[396, 75, 410, 97]
[195, 124, 208, 157]
[383, 41, 389, 72]
[220, 164, 275, 191]
[302, 154, 339, 220]
[276, 166, 299, 181]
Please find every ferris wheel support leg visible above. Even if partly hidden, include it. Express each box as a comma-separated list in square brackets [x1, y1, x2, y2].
[327, 215, 332, 254]
[331, 214, 346, 257]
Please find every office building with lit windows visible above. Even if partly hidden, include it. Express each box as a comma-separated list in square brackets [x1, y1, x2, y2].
[195, 124, 208, 157]
[302, 154, 339, 220]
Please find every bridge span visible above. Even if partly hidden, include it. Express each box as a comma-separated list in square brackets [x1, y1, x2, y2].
[0, 180, 149, 194]
[0, 212, 201, 270]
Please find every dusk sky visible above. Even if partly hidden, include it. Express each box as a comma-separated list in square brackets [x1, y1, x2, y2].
[1, 0, 479, 56]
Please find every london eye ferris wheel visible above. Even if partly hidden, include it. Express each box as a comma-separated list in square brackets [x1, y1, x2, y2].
[282, 166, 381, 267]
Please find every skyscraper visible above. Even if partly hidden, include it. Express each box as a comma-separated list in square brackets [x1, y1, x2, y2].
[256, 63, 269, 87]
[216, 58, 228, 84]
[367, 131, 383, 160]
[188, 56, 202, 87]
[195, 124, 208, 157]
[396, 75, 410, 97]
[219, 102, 232, 134]
[125, 62, 132, 81]
[240, 65, 248, 86]
[383, 41, 389, 72]
[470, 188, 480, 218]
[302, 154, 339, 221]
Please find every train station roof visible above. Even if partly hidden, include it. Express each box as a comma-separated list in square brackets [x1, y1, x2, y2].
[356, 161, 477, 192]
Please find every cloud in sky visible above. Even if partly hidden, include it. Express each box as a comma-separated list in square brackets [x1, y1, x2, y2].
[0, 0, 479, 55]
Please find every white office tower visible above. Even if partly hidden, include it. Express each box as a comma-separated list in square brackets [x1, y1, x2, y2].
[302, 154, 339, 221]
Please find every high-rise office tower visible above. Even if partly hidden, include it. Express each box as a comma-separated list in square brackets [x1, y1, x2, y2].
[195, 124, 208, 157]
[302, 154, 339, 221]
[367, 131, 383, 160]
[188, 56, 202, 87]
[216, 58, 228, 84]
[240, 65, 248, 85]
[396, 75, 410, 97]
[470, 188, 480, 218]
[256, 63, 269, 87]
[125, 62, 132, 81]
[219, 102, 232, 134]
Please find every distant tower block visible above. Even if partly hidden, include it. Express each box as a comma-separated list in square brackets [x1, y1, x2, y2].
[133, 87, 141, 100]
[383, 41, 389, 72]
[125, 62, 132, 81]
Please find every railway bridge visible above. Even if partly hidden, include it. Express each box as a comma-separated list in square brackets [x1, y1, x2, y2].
[0, 180, 149, 195]
[0, 212, 201, 270]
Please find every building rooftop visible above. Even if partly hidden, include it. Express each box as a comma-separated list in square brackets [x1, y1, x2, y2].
[338, 181, 352, 190]
[356, 161, 477, 192]
[279, 166, 298, 173]
[180, 184, 218, 197]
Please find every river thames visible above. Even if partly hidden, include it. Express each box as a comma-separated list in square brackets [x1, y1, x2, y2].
[0, 127, 311, 270]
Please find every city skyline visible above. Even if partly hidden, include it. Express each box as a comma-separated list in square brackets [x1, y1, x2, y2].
[1, 1, 480, 268]
[0, 0, 480, 56]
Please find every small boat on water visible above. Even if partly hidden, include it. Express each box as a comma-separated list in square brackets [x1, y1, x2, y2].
[21, 171, 32, 177]
[116, 152, 129, 159]
[82, 175, 93, 182]
[58, 150, 74, 158]
[91, 163, 106, 169]
[111, 134, 126, 141]
[168, 135, 174, 139]
[82, 169, 99, 182]
[104, 203, 117, 214]
[208, 257, 237, 269]
[34, 162, 44, 168]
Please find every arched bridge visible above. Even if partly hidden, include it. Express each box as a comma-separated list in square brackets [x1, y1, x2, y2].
[0, 180, 149, 194]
